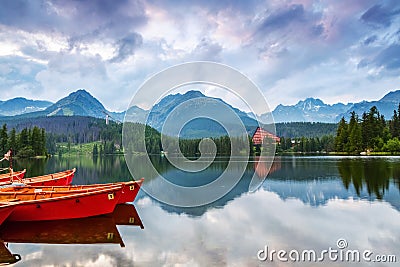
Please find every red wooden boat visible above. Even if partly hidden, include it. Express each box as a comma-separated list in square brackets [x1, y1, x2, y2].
[0, 169, 75, 187]
[0, 185, 123, 221]
[0, 203, 15, 225]
[4, 178, 144, 204]
[22, 168, 76, 186]
[88, 179, 144, 204]
[0, 169, 26, 183]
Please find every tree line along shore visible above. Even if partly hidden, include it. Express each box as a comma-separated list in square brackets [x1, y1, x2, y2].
[279, 104, 400, 154]
[1, 104, 399, 158]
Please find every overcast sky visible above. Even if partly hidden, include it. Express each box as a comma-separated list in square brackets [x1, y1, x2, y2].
[0, 0, 399, 111]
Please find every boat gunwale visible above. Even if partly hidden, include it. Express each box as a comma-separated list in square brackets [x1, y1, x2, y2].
[0, 169, 26, 180]
[23, 168, 76, 182]
[18, 177, 144, 190]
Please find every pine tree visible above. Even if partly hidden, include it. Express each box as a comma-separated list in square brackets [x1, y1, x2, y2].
[310, 137, 317, 152]
[364, 108, 375, 149]
[28, 128, 32, 148]
[0, 124, 8, 154]
[378, 113, 386, 140]
[41, 128, 46, 155]
[46, 133, 57, 155]
[347, 112, 362, 153]
[361, 107, 382, 150]
[285, 137, 292, 151]
[31, 126, 41, 155]
[92, 144, 99, 155]
[390, 106, 400, 138]
[335, 117, 348, 152]
[321, 135, 335, 152]
[8, 128, 17, 154]
[280, 137, 286, 150]
[304, 138, 310, 152]
[18, 128, 28, 150]
[300, 136, 306, 152]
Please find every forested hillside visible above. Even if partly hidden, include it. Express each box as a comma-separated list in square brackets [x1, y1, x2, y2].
[0, 124, 47, 157]
[0, 116, 121, 143]
[275, 122, 337, 138]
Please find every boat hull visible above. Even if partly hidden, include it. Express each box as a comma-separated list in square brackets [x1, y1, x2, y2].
[2, 186, 122, 221]
[6, 178, 144, 204]
[0, 204, 14, 225]
[0, 169, 75, 187]
[118, 179, 144, 204]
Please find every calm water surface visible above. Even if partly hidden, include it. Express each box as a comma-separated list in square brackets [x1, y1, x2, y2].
[2, 155, 400, 266]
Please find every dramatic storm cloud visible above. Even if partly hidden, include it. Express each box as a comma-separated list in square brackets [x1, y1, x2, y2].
[0, 0, 399, 111]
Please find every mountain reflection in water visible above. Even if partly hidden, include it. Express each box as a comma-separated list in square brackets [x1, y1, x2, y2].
[148, 156, 400, 216]
[4, 155, 399, 266]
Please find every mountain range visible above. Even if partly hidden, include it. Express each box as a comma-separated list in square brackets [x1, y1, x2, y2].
[0, 98, 52, 116]
[270, 98, 354, 123]
[0, 89, 399, 131]
[0, 90, 128, 122]
[146, 90, 260, 137]
[268, 91, 400, 122]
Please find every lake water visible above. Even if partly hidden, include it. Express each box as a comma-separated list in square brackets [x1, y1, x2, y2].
[2, 155, 400, 266]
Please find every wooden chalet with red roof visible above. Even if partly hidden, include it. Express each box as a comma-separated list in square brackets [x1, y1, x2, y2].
[252, 127, 280, 145]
